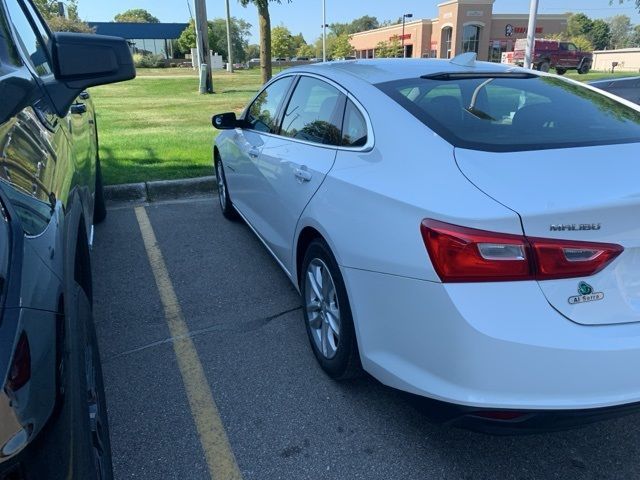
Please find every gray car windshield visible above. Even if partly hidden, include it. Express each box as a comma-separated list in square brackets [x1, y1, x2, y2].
[376, 74, 640, 152]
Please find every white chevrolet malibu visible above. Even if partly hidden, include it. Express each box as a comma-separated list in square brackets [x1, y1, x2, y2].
[212, 55, 640, 431]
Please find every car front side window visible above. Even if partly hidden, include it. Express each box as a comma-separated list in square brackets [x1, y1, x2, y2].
[280, 76, 345, 146]
[246, 76, 293, 133]
[5, 0, 52, 76]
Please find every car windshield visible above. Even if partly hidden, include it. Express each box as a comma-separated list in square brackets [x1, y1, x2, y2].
[376, 74, 640, 152]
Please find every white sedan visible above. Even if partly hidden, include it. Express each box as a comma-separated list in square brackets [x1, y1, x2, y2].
[212, 55, 640, 431]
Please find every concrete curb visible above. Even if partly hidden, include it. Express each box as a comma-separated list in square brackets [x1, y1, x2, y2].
[105, 176, 217, 204]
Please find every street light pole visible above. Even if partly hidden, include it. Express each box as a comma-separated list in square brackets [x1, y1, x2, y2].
[402, 13, 413, 58]
[523, 0, 539, 69]
[225, 0, 233, 73]
[322, 0, 327, 62]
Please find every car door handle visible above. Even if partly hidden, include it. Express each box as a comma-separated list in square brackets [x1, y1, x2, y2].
[294, 167, 312, 182]
[248, 149, 259, 159]
[70, 103, 87, 115]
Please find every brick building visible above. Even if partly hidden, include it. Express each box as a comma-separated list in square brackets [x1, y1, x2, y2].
[350, 0, 569, 62]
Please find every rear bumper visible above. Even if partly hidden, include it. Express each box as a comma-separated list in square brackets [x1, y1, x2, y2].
[409, 394, 640, 434]
[343, 267, 640, 414]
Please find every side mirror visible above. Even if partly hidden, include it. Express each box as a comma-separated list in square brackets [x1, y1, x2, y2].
[44, 33, 135, 117]
[212, 112, 240, 130]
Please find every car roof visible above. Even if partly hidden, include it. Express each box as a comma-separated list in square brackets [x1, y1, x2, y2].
[281, 58, 528, 85]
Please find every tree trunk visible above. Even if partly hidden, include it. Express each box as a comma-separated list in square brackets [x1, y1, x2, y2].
[258, 4, 272, 84]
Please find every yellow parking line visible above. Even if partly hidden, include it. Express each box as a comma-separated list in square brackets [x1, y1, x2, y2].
[135, 207, 242, 480]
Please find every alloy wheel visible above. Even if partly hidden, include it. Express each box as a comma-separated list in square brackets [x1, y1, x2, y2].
[304, 258, 341, 359]
[216, 162, 227, 211]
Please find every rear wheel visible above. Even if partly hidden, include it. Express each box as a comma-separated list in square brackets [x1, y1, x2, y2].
[301, 239, 361, 379]
[578, 63, 591, 74]
[215, 155, 238, 220]
[537, 61, 550, 72]
[23, 284, 113, 479]
[555, 67, 566, 75]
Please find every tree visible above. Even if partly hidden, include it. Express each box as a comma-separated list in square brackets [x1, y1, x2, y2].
[296, 44, 315, 58]
[114, 9, 159, 23]
[608, 14, 632, 48]
[571, 35, 594, 52]
[245, 43, 261, 59]
[271, 25, 295, 58]
[331, 33, 354, 59]
[375, 36, 401, 58]
[239, 0, 292, 83]
[589, 19, 611, 50]
[177, 18, 251, 63]
[330, 15, 379, 36]
[567, 13, 593, 37]
[630, 25, 640, 46]
[34, 0, 93, 32]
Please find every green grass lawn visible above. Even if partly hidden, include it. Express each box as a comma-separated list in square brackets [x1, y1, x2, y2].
[93, 67, 639, 185]
[92, 69, 265, 185]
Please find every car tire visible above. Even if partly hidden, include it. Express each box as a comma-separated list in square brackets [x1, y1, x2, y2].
[555, 67, 566, 75]
[578, 64, 591, 75]
[301, 239, 362, 380]
[93, 157, 107, 224]
[537, 61, 550, 72]
[23, 284, 114, 479]
[215, 155, 238, 220]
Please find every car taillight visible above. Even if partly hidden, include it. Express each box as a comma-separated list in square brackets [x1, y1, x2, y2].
[420, 219, 623, 283]
[7, 332, 31, 392]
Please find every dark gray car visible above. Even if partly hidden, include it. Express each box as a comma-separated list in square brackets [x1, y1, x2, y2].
[589, 76, 640, 105]
[0, 0, 134, 478]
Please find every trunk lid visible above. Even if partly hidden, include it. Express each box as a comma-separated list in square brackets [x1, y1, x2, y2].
[455, 143, 640, 326]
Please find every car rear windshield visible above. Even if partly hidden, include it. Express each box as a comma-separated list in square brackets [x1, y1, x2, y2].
[376, 74, 640, 152]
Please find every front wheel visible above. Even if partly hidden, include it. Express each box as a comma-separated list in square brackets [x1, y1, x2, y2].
[301, 239, 361, 379]
[555, 67, 566, 75]
[215, 155, 238, 220]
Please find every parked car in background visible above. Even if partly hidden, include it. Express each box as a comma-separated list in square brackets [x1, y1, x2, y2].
[589, 76, 640, 105]
[513, 38, 592, 74]
[0, 0, 134, 478]
[212, 55, 640, 433]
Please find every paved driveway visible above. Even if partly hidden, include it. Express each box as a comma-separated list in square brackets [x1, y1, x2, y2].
[93, 196, 640, 480]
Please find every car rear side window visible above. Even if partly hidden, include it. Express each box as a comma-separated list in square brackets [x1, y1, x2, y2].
[281, 76, 345, 146]
[5, 0, 52, 75]
[341, 100, 368, 147]
[246, 76, 293, 133]
[377, 75, 640, 152]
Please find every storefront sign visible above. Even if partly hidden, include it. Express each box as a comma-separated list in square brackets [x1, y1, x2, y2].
[443, 12, 453, 19]
[513, 26, 544, 34]
[392, 34, 411, 41]
[467, 10, 484, 17]
[505, 24, 514, 36]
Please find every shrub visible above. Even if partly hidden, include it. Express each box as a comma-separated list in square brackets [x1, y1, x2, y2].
[133, 53, 166, 68]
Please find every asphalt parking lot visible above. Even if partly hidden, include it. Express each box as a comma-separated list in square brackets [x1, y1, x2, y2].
[93, 196, 640, 480]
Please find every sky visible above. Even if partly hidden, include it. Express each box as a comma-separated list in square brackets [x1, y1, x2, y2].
[78, 1, 640, 44]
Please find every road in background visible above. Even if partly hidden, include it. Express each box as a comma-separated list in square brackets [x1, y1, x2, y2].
[93, 197, 640, 479]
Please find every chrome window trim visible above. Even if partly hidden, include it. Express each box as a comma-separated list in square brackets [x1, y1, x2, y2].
[243, 71, 375, 153]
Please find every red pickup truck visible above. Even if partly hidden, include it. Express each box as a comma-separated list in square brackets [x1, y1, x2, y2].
[512, 38, 592, 75]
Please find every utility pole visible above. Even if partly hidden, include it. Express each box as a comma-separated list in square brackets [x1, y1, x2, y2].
[225, 0, 234, 73]
[194, 0, 213, 93]
[322, 0, 327, 62]
[523, 0, 539, 69]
